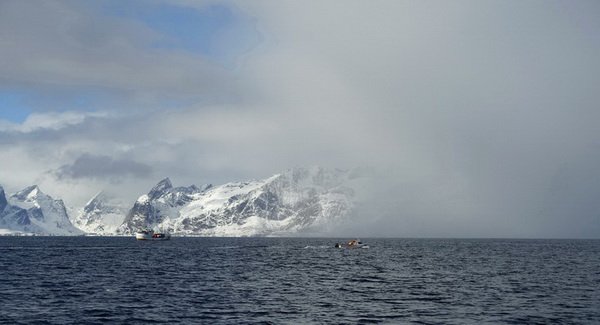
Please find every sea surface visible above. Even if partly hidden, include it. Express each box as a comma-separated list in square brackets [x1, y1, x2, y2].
[0, 237, 599, 324]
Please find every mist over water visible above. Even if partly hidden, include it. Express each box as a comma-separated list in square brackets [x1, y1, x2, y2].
[1, 237, 599, 324]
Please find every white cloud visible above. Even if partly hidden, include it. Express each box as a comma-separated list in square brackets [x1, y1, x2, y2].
[2, 111, 100, 133]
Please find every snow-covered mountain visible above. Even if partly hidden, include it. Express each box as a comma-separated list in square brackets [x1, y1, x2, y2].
[72, 191, 128, 235]
[117, 178, 210, 234]
[0, 185, 35, 234]
[1, 167, 364, 236]
[118, 167, 356, 236]
[0, 185, 82, 235]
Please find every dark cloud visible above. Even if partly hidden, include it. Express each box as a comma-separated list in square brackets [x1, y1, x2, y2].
[53, 154, 153, 182]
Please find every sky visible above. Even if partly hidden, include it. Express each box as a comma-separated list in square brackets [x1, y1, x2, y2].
[1, 0, 599, 238]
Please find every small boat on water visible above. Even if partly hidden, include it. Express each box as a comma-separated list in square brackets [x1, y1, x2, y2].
[335, 239, 369, 249]
[135, 230, 171, 241]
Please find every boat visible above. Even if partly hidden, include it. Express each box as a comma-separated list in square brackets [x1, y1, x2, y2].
[335, 239, 369, 249]
[135, 230, 171, 241]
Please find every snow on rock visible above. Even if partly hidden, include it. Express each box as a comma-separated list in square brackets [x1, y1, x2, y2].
[117, 167, 358, 236]
[72, 191, 127, 235]
[1, 167, 366, 237]
[0, 184, 82, 235]
[117, 178, 209, 235]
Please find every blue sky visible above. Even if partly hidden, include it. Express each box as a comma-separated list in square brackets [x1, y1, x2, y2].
[103, 1, 260, 62]
[0, 0, 259, 123]
[0, 92, 31, 123]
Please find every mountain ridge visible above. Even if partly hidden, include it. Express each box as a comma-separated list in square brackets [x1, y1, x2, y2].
[1, 167, 363, 236]
[0, 185, 82, 235]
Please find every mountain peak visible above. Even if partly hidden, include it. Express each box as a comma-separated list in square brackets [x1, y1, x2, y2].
[148, 178, 173, 200]
[86, 191, 105, 204]
[83, 191, 107, 212]
[23, 185, 40, 194]
[2, 184, 82, 235]
[157, 177, 172, 187]
[12, 185, 43, 201]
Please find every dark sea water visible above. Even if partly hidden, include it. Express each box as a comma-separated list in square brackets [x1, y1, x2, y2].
[1, 237, 599, 324]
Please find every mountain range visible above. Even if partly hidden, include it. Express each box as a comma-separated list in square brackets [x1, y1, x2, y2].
[0, 167, 364, 236]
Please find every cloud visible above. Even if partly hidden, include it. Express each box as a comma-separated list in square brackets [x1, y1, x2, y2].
[0, 1, 599, 237]
[227, 0, 600, 238]
[0, 111, 96, 133]
[0, 0, 240, 112]
[53, 153, 153, 182]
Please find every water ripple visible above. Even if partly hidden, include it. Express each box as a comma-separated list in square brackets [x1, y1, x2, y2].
[0, 237, 599, 324]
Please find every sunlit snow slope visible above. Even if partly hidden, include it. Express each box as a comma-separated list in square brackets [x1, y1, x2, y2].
[118, 167, 356, 236]
[0, 185, 82, 235]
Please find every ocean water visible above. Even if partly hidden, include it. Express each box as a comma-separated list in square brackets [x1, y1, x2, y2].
[0, 237, 599, 324]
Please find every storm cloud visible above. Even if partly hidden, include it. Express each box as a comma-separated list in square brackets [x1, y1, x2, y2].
[53, 153, 153, 181]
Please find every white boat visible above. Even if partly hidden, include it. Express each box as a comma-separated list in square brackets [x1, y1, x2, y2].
[135, 230, 171, 241]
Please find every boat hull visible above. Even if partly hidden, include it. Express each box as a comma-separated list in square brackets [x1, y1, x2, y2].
[335, 239, 369, 249]
[135, 233, 149, 240]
